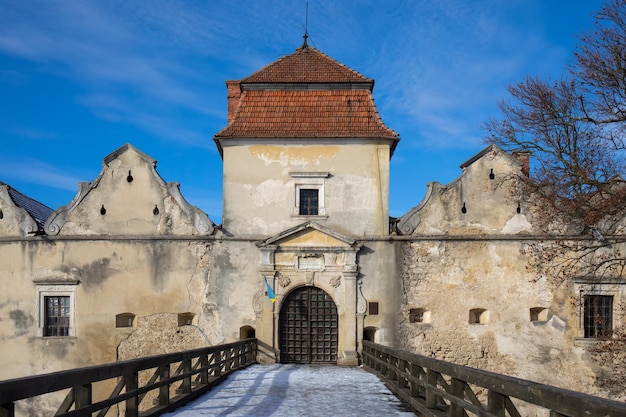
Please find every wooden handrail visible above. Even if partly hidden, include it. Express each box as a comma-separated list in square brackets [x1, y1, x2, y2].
[0, 338, 257, 417]
[362, 340, 626, 417]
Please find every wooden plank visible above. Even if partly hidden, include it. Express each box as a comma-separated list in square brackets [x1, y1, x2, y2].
[0, 339, 253, 403]
[361, 341, 626, 417]
[95, 377, 126, 417]
[504, 397, 522, 417]
[0, 340, 256, 417]
[463, 382, 483, 409]
[54, 388, 75, 415]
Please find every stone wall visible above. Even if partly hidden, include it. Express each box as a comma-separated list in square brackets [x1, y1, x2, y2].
[396, 238, 601, 396]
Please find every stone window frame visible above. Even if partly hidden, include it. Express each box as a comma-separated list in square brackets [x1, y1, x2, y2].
[574, 281, 624, 341]
[35, 283, 77, 338]
[583, 295, 613, 338]
[290, 172, 329, 217]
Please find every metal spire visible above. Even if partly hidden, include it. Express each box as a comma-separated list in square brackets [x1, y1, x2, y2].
[302, 0, 309, 48]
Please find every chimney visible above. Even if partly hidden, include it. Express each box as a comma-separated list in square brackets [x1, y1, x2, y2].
[512, 151, 531, 177]
[226, 80, 242, 124]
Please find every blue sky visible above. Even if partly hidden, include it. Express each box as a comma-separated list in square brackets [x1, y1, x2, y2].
[0, 1, 601, 222]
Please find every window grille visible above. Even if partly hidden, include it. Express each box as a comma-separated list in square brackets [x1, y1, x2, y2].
[44, 296, 70, 337]
[584, 295, 613, 338]
[299, 189, 319, 215]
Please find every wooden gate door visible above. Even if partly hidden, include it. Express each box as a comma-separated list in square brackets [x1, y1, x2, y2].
[279, 286, 338, 363]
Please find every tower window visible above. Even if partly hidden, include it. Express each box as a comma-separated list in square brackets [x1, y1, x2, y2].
[290, 171, 328, 217]
[299, 189, 319, 215]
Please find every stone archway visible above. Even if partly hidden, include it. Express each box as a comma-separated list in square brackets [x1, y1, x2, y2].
[279, 286, 338, 364]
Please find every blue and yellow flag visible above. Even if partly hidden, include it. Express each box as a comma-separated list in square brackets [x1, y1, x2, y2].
[263, 276, 276, 303]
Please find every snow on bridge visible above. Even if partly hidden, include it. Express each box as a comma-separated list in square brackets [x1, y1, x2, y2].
[162, 364, 417, 416]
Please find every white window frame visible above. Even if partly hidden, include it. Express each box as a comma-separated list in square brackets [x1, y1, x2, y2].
[35, 284, 77, 337]
[290, 172, 329, 217]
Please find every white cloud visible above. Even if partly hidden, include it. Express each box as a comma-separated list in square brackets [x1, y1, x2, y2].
[0, 157, 82, 192]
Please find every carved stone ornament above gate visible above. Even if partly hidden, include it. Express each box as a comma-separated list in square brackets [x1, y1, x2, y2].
[252, 281, 264, 315]
[305, 270, 316, 285]
[277, 273, 291, 288]
[298, 254, 323, 271]
[329, 275, 341, 288]
[357, 277, 367, 314]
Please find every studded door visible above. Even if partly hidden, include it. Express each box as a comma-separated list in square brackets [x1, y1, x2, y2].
[279, 286, 338, 363]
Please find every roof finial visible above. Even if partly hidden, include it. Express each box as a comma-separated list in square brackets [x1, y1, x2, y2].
[302, 0, 309, 48]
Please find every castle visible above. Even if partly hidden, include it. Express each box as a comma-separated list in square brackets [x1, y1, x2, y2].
[1, 43, 625, 400]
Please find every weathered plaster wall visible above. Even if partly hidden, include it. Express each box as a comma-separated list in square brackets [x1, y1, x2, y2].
[45, 144, 213, 237]
[396, 239, 599, 393]
[0, 239, 212, 380]
[359, 241, 401, 346]
[393, 145, 611, 395]
[222, 142, 390, 237]
[208, 240, 262, 343]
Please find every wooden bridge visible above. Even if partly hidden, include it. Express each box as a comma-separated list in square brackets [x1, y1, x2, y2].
[1, 339, 625, 417]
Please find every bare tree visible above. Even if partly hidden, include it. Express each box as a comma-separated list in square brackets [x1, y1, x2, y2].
[484, 77, 624, 232]
[483, 0, 626, 274]
[576, 0, 626, 148]
[484, 1, 626, 396]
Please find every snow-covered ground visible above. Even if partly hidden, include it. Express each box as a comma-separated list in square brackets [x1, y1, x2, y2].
[162, 364, 417, 416]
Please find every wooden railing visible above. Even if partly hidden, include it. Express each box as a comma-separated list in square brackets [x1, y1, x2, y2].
[0, 339, 257, 417]
[362, 340, 626, 417]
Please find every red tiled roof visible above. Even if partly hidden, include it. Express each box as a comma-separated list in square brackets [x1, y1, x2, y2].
[215, 89, 398, 139]
[214, 46, 400, 156]
[241, 46, 372, 84]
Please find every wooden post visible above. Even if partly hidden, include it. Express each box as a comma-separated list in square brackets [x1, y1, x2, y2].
[488, 390, 506, 417]
[426, 369, 438, 409]
[199, 355, 209, 384]
[214, 351, 222, 377]
[158, 365, 170, 406]
[251, 339, 258, 363]
[181, 359, 192, 394]
[409, 363, 421, 399]
[398, 359, 408, 389]
[450, 378, 464, 417]
[125, 372, 139, 417]
[225, 349, 233, 372]
[74, 384, 92, 409]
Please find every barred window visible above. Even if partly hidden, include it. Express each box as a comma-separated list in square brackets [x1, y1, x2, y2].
[45, 296, 70, 337]
[584, 295, 613, 338]
[299, 189, 319, 216]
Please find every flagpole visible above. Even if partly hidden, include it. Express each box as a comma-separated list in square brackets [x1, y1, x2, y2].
[272, 276, 276, 362]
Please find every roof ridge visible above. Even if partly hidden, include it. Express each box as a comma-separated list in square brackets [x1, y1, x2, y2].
[292, 46, 372, 83]
[240, 46, 372, 84]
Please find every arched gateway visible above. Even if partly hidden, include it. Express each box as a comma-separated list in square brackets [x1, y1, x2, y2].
[279, 286, 338, 363]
